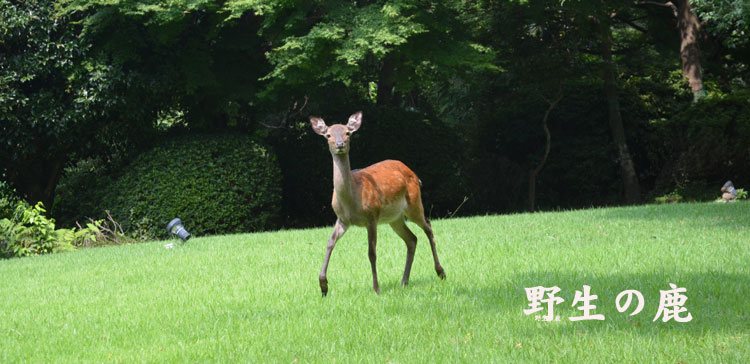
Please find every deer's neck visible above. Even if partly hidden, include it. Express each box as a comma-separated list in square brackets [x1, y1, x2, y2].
[332, 153, 357, 201]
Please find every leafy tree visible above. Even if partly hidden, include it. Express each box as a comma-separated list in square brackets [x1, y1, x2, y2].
[476, 1, 580, 211]
[61, 0, 269, 130]
[692, 0, 750, 90]
[0, 0, 139, 207]
[636, 1, 705, 101]
[544, 0, 650, 204]
[3, 0, 747, 226]
[2, 0, 268, 211]
[61, 0, 495, 120]
[223, 1, 497, 110]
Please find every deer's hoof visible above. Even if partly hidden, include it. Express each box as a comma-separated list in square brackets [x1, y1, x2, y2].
[436, 267, 446, 280]
[320, 277, 328, 297]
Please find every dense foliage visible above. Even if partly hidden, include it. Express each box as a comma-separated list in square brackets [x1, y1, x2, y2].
[56, 134, 282, 239]
[0, 178, 22, 220]
[654, 90, 750, 199]
[0, 202, 99, 258]
[1, 0, 749, 242]
[0, 0, 158, 208]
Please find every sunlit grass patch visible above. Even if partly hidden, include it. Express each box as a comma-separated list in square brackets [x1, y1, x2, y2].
[1, 202, 748, 363]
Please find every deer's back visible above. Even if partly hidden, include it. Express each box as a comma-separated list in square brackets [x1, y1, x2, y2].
[344, 160, 421, 225]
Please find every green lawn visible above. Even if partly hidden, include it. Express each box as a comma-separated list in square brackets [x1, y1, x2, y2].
[1, 202, 748, 363]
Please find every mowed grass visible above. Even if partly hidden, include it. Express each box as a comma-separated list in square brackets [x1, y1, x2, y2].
[1, 202, 749, 363]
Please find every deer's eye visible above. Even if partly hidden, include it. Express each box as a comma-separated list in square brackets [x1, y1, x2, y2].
[346, 131, 351, 136]
[325, 134, 331, 138]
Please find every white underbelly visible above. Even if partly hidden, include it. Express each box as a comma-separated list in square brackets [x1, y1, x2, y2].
[377, 198, 408, 224]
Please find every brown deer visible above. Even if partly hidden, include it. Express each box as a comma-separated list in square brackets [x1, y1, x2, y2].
[310, 111, 446, 296]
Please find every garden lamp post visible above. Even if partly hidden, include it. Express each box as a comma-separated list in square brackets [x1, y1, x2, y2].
[166, 218, 191, 242]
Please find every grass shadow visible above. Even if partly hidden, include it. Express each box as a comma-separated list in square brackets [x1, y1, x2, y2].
[452, 269, 750, 336]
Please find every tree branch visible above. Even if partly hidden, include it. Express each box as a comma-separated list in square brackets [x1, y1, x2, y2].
[617, 16, 649, 33]
[259, 96, 309, 129]
[528, 85, 563, 212]
[636, 1, 678, 18]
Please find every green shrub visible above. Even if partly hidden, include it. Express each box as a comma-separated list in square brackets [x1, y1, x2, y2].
[654, 91, 750, 200]
[0, 201, 100, 258]
[53, 157, 116, 228]
[92, 134, 282, 239]
[654, 191, 683, 204]
[0, 178, 22, 220]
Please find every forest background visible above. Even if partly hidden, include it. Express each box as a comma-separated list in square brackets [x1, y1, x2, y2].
[2, 0, 749, 240]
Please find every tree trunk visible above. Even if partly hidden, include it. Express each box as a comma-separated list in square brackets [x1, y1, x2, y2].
[528, 91, 563, 212]
[376, 57, 395, 106]
[601, 23, 642, 205]
[637, 1, 705, 101]
[675, 0, 705, 101]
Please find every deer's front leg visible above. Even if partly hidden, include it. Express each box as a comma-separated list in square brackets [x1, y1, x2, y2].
[367, 222, 380, 295]
[320, 219, 347, 297]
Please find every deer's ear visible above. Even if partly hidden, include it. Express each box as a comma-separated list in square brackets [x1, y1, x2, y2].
[310, 117, 328, 135]
[347, 111, 362, 132]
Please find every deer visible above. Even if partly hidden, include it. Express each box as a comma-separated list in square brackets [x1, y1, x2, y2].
[310, 111, 446, 296]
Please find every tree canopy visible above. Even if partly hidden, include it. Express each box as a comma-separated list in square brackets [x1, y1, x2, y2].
[2, 0, 749, 229]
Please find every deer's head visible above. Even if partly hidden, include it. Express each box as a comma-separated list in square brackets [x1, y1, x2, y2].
[310, 111, 362, 155]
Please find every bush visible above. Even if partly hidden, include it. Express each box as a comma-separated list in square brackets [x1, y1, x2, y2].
[0, 202, 99, 258]
[53, 157, 116, 228]
[0, 177, 22, 220]
[653, 91, 750, 200]
[91, 134, 282, 239]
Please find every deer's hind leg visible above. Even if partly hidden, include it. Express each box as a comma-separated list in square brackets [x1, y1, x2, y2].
[367, 222, 380, 295]
[406, 201, 446, 280]
[390, 218, 418, 286]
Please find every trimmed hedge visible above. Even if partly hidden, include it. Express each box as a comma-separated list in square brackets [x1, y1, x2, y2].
[56, 134, 282, 239]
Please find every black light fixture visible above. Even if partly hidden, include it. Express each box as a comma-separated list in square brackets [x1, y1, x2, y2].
[166, 218, 191, 242]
